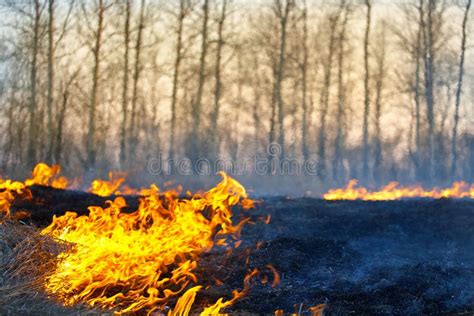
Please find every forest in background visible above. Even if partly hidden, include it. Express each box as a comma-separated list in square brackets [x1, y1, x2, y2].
[0, 0, 473, 191]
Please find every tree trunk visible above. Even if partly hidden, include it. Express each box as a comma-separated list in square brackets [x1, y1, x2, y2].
[190, 0, 209, 164]
[301, 0, 309, 163]
[27, 0, 41, 168]
[46, 0, 55, 164]
[128, 0, 145, 164]
[169, 0, 187, 168]
[422, 0, 436, 180]
[373, 23, 387, 183]
[269, 57, 278, 172]
[317, 10, 339, 180]
[230, 53, 243, 163]
[86, 0, 105, 168]
[414, 1, 423, 180]
[276, 0, 292, 162]
[210, 0, 228, 161]
[55, 86, 69, 164]
[119, 0, 131, 168]
[362, 0, 372, 182]
[252, 53, 262, 154]
[451, 0, 471, 178]
[332, 6, 349, 183]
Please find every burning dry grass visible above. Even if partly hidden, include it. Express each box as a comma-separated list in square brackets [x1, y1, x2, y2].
[323, 179, 474, 200]
[0, 163, 260, 314]
[39, 174, 254, 314]
[0, 220, 77, 314]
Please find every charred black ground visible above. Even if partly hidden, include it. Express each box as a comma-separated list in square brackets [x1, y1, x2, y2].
[3, 188, 474, 315]
[229, 197, 474, 315]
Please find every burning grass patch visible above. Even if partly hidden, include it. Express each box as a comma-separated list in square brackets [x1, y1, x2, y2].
[0, 165, 259, 314]
[0, 220, 77, 314]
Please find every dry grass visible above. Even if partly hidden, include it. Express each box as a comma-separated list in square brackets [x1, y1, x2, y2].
[0, 221, 90, 315]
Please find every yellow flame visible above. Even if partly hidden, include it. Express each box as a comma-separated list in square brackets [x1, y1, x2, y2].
[1, 162, 66, 222]
[171, 285, 202, 316]
[89, 172, 125, 197]
[25, 162, 68, 189]
[0, 179, 29, 222]
[309, 304, 326, 316]
[41, 172, 253, 314]
[323, 180, 474, 200]
[0, 163, 258, 313]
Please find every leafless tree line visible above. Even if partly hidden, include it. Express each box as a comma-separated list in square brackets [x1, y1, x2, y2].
[0, 0, 472, 186]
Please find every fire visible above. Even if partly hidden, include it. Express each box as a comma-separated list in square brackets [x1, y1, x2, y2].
[40, 172, 255, 314]
[1, 162, 65, 222]
[274, 303, 325, 316]
[323, 179, 474, 200]
[0, 179, 29, 223]
[89, 172, 125, 197]
[25, 162, 68, 189]
[0, 163, 266, 313]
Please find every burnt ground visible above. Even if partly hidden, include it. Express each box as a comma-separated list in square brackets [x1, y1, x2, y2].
[211, 197, 474, 315]
[3, 189, 474, 315]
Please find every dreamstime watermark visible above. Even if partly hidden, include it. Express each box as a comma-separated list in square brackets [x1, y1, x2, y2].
[147, 142, 319, 176]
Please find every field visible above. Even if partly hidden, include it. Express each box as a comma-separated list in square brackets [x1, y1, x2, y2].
[2, 187, 474, 315]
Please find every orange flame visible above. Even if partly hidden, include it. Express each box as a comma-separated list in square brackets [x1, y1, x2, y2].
[309, 304, 326, 316]
[0, 179, 29, 223]
[89, 172, 125, 197]
[25, 162, 68, 189]
[266, 264, 280, 288]
[323, 180, 474, 200]
[0, 164, 264, 313]
[0, 162, 69, 222]
[0, 162, 67, 222]
[274, 303, 325, 316]
[40, 172, 253, 314]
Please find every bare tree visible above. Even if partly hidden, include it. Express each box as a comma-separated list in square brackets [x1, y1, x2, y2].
[421, 0, 437, 179]
[251, 52, 263, 153]
[300, 0, 310, 163]
[128, 0, 146, 163]
[230, 48, 244, 162]
[393, 1, 426, 180]
[333, 3, 350, 183]
[119, 0, 131, 168]
[414, 1, 423, 179]
[190, 0, 210, 164]
[55, 69, 79, 164]
[86, 0, 107, 168]
[275, 0, 293, 161]
[373, 22, 387, 183]
[26, 0, 43, 168]
[0, 0, 473, 184]
[317, 6, 341, 180]
[169, 0, 190, 166]
[451, 0, 471, 178]
[210, 0, 228, 160]
[362, 0, 372, 181]
[45, 0, 55, 164]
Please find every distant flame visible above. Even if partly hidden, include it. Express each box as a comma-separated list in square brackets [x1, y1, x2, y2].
[89, 172, 125, 197]
[324, 180, 474, 200]
[25, 162, 68, 189]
